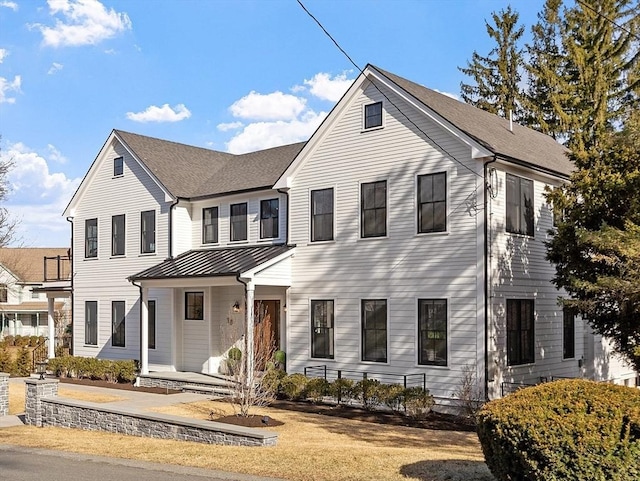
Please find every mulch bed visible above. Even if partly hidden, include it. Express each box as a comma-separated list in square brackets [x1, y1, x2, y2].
[214, 414, 285, 428]
[57, 377, 181, 395]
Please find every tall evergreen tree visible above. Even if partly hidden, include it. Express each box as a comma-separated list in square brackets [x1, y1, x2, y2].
[459, 6, 525, 119]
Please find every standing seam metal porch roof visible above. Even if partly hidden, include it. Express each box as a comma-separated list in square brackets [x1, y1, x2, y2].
[128, 245, 294, 281]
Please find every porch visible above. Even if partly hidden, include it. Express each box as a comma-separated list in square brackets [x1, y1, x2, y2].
[137, 371, 237, 397]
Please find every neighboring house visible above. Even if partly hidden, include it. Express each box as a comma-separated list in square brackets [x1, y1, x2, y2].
[63, 65, 638, 403]
[0, 248, 71, 345]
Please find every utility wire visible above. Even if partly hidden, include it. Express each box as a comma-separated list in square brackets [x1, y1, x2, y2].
[574, 0, 640, 43]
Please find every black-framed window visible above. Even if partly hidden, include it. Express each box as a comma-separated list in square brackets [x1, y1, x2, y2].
[418, 299, 447, 366]
[148, 300, 156, 350]
[260, 199, 279, 239]
[506, 173, 534, 236]
[507, 299, 535, 365]
[362, 299, 387, 362]
[563, 307, 575, 359]
[111, 301, 125, 347]
[230, 203, 247, 241]
[0, 284, 7, 303]
[361, 180, 387, 238]
[113, 157, 123, 176]
[141, 210, 155, 253]
[111, 214, 125, 256]
[311, 188, 334, 242]
[85, 218, 98, 258]
[364, 102, 383, 129]
[85, 301, 97, 345]
[185, 292, 204, 320]
[418, 173, 447, 233]
[311, 300, 334, 359]
[202, 207, 218, 244]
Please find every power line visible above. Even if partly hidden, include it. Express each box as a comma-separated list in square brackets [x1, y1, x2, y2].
[574, 0, 640, 43]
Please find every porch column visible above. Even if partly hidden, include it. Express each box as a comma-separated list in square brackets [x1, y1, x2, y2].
[47, 297, 55, 359]
[140, 287, 149, 375]
[245, 280, 255, 377]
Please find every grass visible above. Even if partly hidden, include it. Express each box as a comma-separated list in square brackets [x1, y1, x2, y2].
[2, 383, 492, 481]
[8, 383, 125, 414]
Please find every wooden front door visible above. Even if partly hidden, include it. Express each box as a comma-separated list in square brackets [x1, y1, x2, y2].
[254, 300, 280, 350]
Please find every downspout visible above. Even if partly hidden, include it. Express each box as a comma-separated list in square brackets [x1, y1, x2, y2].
[131, 278, 145, 375]
[277, 188, 290, 245]
[66, 216, 74, 356]
[235, 273, 255, 380]
[483, 155, 497, 401]
[167, 198, 181, 259]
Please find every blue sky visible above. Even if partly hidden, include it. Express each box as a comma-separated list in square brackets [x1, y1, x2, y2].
[0, 0, 547, 247]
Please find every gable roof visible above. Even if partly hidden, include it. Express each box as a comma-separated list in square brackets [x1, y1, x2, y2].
[114, 130, 305, 199]
[369, 65, 572, 176]
[0, 248, 69, 283]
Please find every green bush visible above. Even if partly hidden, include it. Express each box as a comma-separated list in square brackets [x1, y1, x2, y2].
[354, 378, 382, 410]
[305, 377, 330, 403]
[328, 378, 355, 404]
[273, 350, 286, 370]
[404, 386, 435, 420]
[261, 367, 286, 394]
[280, 373, 309, 400]
[46, 356, 137, 383]
[477, 379, 640, 481]
[378, 383, 406, 413]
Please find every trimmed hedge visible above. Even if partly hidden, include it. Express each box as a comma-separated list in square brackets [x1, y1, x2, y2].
[477, 379, 640, 481]
[47, 356, 137, 383]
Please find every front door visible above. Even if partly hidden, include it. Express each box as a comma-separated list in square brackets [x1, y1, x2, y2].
[254, 299, 280, 351]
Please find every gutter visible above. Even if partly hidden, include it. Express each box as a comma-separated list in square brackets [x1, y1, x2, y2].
[483, 155, 497, 401]
[65, 216, 74, 356]
[131, 278, 144, 373]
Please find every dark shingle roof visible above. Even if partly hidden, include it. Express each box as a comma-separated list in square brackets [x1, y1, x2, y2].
[369, 65, 573, 177]
[129, 245, 294, 281]
[115, 130, 304, 199]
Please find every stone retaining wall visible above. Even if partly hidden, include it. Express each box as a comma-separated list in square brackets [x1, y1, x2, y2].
[0, 373, 8, 416]
[24, 378, 277, 446]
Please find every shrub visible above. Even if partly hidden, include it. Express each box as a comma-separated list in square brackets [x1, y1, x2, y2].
[477, 379, 640, 481]
[2, 335, 14, 347]
[378, 383, 406, 413]
[404, 387, 434, 420]
[261, 367, 286, 395]
[0, 345, 12, 372]
[112, 360, 137, 383]
[12, 346, 31, 376]
[29, 336, 42, 347]
[305, 377, 330, 403]
[273, 350, 286, 370]
[354, 378, 382, 410]
[328, 378, 355, 404]
[280, 373, 309, 400]
[13, 335, 28, 347]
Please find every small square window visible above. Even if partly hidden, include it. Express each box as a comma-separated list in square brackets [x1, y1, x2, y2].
[114, 157, 124, 176]
[185, 292, 204, 320]
[364, 102, 383, 129]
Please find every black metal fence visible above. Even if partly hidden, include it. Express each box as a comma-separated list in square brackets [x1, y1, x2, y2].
[303, 365, 427, 391]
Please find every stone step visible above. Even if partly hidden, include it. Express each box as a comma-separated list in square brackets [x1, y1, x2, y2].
[182, 384, 235, 397]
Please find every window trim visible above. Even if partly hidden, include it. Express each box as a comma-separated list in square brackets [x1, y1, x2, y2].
[259, 198, 280, 240]
[360, 179, 388, 239]
[416, 172, 448, 235]
[310, 187, 335, 243]
[417, 298, 448, 367]
[360, 298, 389, 363]
[111, 300, 126, 348]
[184, 291, 204, 321]
[85, 300, 98, 346]
[310, 299, 335, 360]
[85, 218, 98, 259]
[113, 156, 124, 177]
[230, 202, 248, 242]
[202, 206, 219, 245]
[363, 101, 384, 130]
[111, 214, 126, 257]
[148, 299, 157, 350]
[506, 299, 535, 366]
[140, 210, 156, 254]
[506, 173, 535, 237]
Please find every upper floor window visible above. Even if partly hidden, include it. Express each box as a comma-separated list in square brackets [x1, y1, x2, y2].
[85, 218, 98, 258]
[364, 102, 383, 129]
[185, 291, 204, 320]
[202, 207, 218, 244]
[361, 180, 387, 238]
[111, 301, 126, 347]
[311, 300, 334, 359]
[506, 173, 534, 236]
[260, 199, 279, 239]
[418, 299, 447, 366]
[113, 157, 124, 177]
[311, 188, 334, 242]
[112, 214, 125, 256]
[361, 299, 387, 362]
[507, 299, 535, 366]
[563, 307, 576, 359]
[141, 210, 155, 254]
[418, 173, 447, 233]
[230, 203, 247, 242]
[0, 284, 7, 303]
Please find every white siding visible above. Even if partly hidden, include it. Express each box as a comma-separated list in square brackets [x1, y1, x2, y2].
[287, 81, 485, 400]
[173, 203, 193, 256]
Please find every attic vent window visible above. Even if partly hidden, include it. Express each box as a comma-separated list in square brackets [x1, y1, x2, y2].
[364, 102, 383, 129]
[114, 157, 124, 177]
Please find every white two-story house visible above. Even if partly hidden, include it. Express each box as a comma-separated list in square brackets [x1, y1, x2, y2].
[63, 64, 637, 402]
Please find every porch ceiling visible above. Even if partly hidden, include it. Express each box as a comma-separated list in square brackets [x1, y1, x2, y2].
[128, 244, 294, 283]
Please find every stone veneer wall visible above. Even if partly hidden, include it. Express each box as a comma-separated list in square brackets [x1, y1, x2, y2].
[24, 378, 277, 446]
[0, 373, 8, 416]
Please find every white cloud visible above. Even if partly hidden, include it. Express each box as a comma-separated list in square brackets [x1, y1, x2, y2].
[47, 62, 64, 75]
[0, 75, 21, 104]
[433, 89, 460, 101]
[229, 91, 306, 121]
[47, 144, 68, 163]
[34, 0, 132, 48]
[303, 72, 353, 102]
[226, 111, 326, 154]
[1, 142, 81, 246]
[0, 1, 18, 11]
[126, 103, 191, 123]
[216, 121, 243, 132]
[0, 49, 8, 63]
